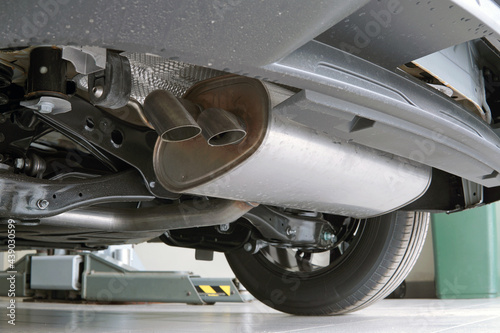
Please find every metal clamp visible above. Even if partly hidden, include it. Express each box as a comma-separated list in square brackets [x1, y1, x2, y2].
[88, 51, 131, 109]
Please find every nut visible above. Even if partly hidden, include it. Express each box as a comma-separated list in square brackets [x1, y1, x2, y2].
[38, 101, 54, 114]
[286, 226, 296, 237]
[243, 243, 253, 252]
[36, 199, 49, 210]
[219, 223, 230, 232]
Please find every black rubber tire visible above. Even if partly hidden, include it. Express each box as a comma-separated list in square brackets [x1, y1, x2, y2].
[225, 211, 429, 315]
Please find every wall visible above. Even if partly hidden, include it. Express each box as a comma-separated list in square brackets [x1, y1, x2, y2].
[404, 227, 436, 298]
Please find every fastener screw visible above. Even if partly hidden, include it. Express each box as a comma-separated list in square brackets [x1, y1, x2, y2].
[286, 226, 296, 237]
[36, 199, 49, 210]
[219, 223, 230, 232]
[322, 231, 337, 242]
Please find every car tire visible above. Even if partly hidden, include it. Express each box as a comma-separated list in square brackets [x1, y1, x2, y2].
[225, 211, 429, 315]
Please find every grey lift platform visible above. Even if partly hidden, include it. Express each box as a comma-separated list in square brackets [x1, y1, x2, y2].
[0, 254, 252, 304]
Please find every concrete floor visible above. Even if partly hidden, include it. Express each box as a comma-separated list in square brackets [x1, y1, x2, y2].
[1, 297, 500, 332]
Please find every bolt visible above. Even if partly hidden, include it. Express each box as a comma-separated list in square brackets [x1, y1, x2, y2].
[186, 291, 191, 296]
[286, 226, 296, 237]
[38, 101, 54, 114]
[14, 158, 25, 170]
[36, 199, 49, 210]
[219, 223, 230, 232]
[243, 242, 253, 252]
[322, 231, 337, 242]
[149, 181, 156, 188]
[92, 85, 104, 98]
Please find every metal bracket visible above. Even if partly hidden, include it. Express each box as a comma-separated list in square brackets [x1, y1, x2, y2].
[462, 178, 484, 208]
[37, 96, 178, 199]
[62, 46, 106, 75]
[20, 96, 71, 115]
[0, 169, 154, 219]
[243, 206, 336, 249]
[0, 110, 46, 155]
[88, 51, 131, 109]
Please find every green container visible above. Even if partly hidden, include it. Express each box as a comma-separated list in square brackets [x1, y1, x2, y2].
[432, 202, 500, 299]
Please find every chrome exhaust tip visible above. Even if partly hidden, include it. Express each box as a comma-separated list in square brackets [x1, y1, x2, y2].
[197, 108, 247, 146]
[143, 90, 202, 142]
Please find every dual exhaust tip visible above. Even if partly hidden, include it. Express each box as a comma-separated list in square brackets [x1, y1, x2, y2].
[143, 90, 246, 146]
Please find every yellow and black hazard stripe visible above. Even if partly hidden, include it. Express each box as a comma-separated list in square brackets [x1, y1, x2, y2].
[195, 285, 231, 297]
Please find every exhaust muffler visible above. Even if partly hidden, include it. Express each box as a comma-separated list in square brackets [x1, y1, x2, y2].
[152, 76, 431, 218]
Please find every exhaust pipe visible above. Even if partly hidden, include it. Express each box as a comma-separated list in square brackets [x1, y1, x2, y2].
[143, 90, 201, 142]
[143, 89, 247, 146]
[153, 76, 432, 219]
[197, 108, 247, 146]
[39, 199, 255, 232]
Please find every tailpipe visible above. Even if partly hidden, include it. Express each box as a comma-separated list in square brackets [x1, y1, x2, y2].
[143, 90, 202, 142]
[197, 108, 247, 146]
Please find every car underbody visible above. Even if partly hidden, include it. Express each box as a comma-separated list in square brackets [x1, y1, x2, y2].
[0, 0, 499, 315]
